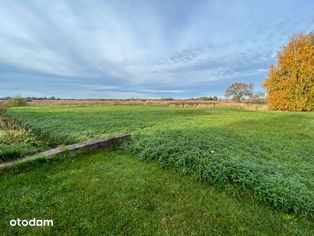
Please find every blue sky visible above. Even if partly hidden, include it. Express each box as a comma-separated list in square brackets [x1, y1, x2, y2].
[0, 0, 313, 98]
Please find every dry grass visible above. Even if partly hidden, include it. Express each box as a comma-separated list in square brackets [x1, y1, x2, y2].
[0, 100, 8, 109]
[26, 99, 268, 110]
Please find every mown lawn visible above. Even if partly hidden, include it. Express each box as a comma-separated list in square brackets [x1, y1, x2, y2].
[1, 151, 314, 235]
[5, 105, 314, 219]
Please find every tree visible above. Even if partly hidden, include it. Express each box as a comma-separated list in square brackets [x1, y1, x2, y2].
[252, 91, 265, 100]
[264, 32, 314, 111]
[225, 82, 254, 102]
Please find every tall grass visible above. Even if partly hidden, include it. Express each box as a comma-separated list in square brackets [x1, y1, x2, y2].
[0, 113, 47, 162]
[26, 99, 268, 110]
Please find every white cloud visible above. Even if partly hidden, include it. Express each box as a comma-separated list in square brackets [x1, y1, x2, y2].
[0, 0, 313, 98]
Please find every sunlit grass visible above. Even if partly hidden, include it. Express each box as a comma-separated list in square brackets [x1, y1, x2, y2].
[1, 151, 314, 235]
[6, 105, 314, 218]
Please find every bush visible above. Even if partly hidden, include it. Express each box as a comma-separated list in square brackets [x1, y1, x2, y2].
[7, 96, 27, 107]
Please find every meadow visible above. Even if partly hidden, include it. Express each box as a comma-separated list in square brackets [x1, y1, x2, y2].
[1, 105, 314, 234]
[1, 151, 314, 235]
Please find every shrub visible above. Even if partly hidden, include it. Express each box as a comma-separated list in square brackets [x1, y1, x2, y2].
[7, 96, 27, 107]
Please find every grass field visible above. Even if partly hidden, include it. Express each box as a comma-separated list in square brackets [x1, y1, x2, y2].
[1, 105, 314, 233]
[0, 112, 47, 162]
[1, 151, 314, 235]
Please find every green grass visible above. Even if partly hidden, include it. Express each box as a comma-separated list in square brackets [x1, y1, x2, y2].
[1, 151, 314, 235]
[6, 105, 314, 218]
[0, 114, 47, 162]
[0, 143, 38, 162]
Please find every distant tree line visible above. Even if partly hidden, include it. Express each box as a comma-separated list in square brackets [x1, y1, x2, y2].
[0, 96, 59, 101]
[196, 96, 219, 101]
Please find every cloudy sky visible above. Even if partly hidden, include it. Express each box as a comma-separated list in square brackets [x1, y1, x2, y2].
[0, 0, 313, 98]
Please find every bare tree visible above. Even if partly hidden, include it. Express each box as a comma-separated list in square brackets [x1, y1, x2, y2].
[252, 92, 265, 99]
[225, 83, 254, 102]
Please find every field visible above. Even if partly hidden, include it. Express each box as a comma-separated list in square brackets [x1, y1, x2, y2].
[1, 98, 268, 110]
[1, 105, 314, 234]
[1, 151, 314, 235]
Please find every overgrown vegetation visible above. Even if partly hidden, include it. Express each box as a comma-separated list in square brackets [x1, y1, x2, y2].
[1, 151, 314, 235]
[264, 32, 314, 111]
[6, 96, 27, 107]
[0, 111, 47, 162]
[6, 105, 314, 219]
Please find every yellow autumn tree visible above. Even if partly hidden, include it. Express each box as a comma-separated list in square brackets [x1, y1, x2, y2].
[264, 32, 314, 111]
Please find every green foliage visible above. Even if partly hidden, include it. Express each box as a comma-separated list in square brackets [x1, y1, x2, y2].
[1, 151, 314, 235]
[7, 96, 27, 107]
[6, 105, 314, 219]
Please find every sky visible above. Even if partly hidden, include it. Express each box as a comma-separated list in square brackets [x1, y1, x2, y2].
[0, 0, 313, 99]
